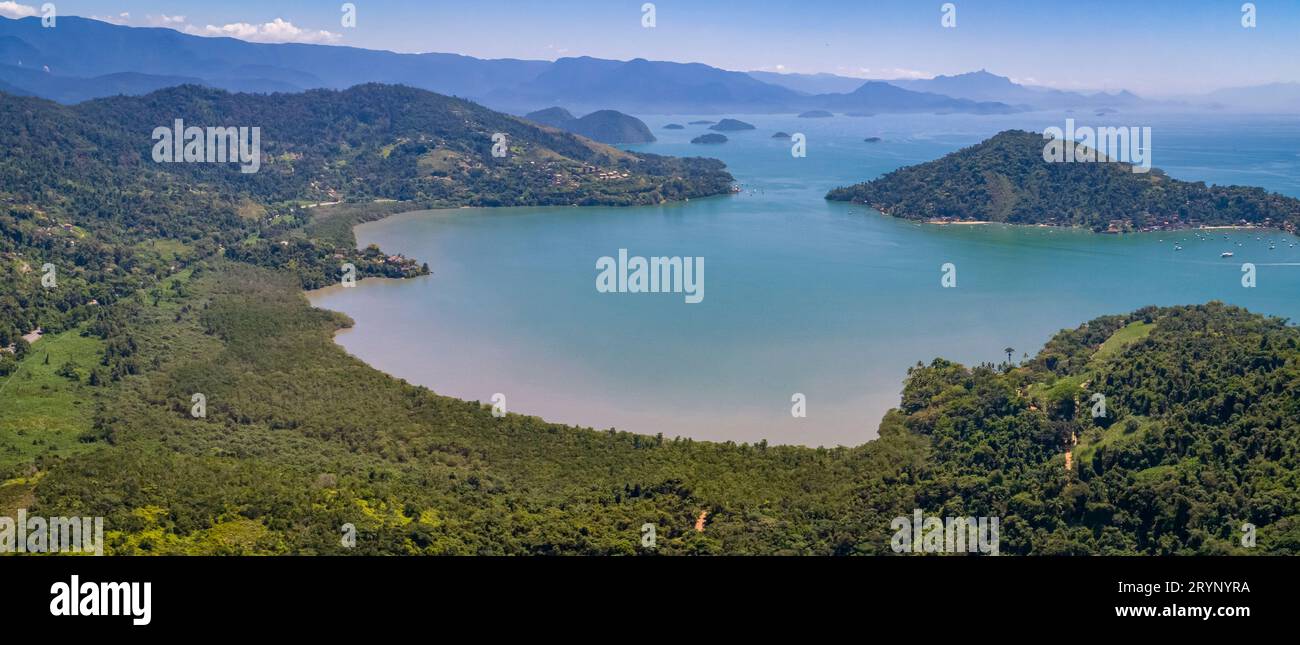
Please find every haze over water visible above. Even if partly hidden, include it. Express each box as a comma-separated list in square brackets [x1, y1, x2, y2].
[309, 112, 1300, 447]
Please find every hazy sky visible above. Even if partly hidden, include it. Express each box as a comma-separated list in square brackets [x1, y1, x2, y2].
[21, 0, 1300, 95]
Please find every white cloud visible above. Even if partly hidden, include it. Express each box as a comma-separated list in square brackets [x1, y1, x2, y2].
[0, 2, 39, 19]
[184, 18, 341, 44]
[858, 67, 933, 80]
[90, 12, 131, 26]
[83, 12, 339, 45]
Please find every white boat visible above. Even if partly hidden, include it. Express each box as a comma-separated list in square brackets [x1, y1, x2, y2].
[1221, 252, 1234, 257]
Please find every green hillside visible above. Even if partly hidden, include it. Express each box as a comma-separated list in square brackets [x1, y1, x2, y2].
[0, 84, 734, 353]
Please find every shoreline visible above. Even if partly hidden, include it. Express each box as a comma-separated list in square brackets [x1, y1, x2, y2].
[852, 202, 1295, 236]
[299, 203, 878, 449]
[304, 275, 415, 299]
[301, 196, 1300, 448]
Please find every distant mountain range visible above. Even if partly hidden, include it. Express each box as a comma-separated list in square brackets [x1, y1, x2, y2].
[493, 56, 808, 114]
[748, 71, 869, 95]
[0, 16, 1009, 114]
[0, 16, 1292, 114]
[0, 16, 549, 101]
[889, 70, 1143, 110]
[1202, 82, 1300, 113]
[752, 68, 1299, 113]
[754, 69, 1147, 110]
[819, 80, 1018, 114]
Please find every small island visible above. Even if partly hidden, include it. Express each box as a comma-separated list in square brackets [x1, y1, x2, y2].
[524, 106, 657, 144]
[691, 133, 729, 144]
[827, 129, 1300, 233]
[863, 137, 882, 143]
[798, 110, 834, 118]
[772, 132, 792, 139]
[663, 123, 685, 129]
[709, 118, 756, 132]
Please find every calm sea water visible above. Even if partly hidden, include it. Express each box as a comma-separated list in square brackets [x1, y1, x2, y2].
[309, 111, 1300, 447]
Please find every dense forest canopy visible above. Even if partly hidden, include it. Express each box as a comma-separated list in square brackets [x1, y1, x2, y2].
[827, 129, 1300, 233]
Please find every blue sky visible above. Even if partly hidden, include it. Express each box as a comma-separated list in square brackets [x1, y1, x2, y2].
[17, 0, 1300, 95]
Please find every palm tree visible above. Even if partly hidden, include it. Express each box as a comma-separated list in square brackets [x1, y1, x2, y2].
[1004, 347, 1015, 364]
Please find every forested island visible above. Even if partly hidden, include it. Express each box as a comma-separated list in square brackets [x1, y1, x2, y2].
[827, 130, 1300, 233]
[522, 106, 658, 144]
[691, 133, 729, 144]
[2, 87, 1299, 556]
[709, 118, 756, 132]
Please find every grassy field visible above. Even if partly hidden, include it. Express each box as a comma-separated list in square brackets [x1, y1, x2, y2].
[1075, 415, 1159, 467]
[302, 200, 416, 248]
[1094, 320, 1155, 360]
[0, 328, 104, 471]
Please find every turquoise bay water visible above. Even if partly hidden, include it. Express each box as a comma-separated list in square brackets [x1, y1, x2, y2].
[309, 112, 1300, 447]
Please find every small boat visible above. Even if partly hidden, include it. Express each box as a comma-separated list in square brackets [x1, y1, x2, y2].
[1221, 252, 1234, 258]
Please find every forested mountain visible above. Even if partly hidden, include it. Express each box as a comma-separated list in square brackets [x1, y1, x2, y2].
[522, 107, 578, 128]
[883, 302, 1300, 554]
[827, 130, 1300, 232]
[0, 83, 732, 357]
